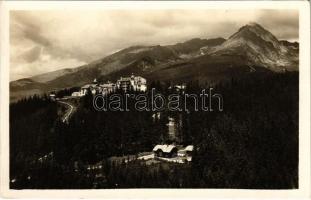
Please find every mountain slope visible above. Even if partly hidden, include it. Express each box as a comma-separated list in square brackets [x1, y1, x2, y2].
[31, 68, 80, 83]
[209, 23, 298, 72]
[10, 23, 298, 102]
[168, 37, 226, 58]
[10, 37, 226, 101]
[10, 45, 180, 99]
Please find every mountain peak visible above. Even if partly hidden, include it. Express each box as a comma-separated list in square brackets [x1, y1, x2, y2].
[228, 22, 280, 49]
[232, 22, 269, 37]
[245, 22, 261, 28]
[210, 22, 298, 72]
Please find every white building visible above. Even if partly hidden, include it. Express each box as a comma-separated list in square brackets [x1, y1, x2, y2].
[99, 81, 117, 95]
[79, 79, 99, 96]
[71, 75, 147, 98]
[168, 84, 186, 94]
[72, 79, 117, 97]
[116, 74, 147, 92]
[49, 93, 56, 100]
[153, 144, 177, 158]
[71, 92, 81, 97]
[177, 145, 194, 161]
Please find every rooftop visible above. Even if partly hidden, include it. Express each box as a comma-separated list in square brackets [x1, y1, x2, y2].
[153, 144, 176, 153]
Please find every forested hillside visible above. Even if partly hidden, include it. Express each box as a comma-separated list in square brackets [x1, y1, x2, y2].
[10, 72, 298, 189]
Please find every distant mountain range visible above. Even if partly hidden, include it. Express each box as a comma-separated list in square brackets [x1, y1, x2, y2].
[10, 22, 299, 102]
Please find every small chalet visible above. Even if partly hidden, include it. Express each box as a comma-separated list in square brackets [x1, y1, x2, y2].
[71, 92, 81, 97]
[177, 145, 194, 157]
[168, 84, 186, 93]
[49, 93, 56, 100]
[153, 144, 178, 158]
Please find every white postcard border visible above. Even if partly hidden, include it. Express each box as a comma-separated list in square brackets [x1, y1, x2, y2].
[0, 1, 310, 198]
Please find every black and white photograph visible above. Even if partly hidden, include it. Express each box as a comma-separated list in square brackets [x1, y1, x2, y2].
[0, 1, 310, 198]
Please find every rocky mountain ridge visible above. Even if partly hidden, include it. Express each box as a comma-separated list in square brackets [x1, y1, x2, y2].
[10, 22, 299, 102]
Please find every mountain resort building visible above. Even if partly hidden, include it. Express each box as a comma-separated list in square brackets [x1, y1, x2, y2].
[49, 93, 56, 101]
[116, 74, 147, 92]
[177, 145, 194, 161]
[153, 145, 178, 158]
[99, 81, 117, 95]
[79, 79, 100, 96]
[71, 74, 146, 97]
[152, 144, 194, 163]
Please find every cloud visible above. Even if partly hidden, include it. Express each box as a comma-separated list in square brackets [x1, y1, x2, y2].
[10, 12, 51, 47]
[10, 9, 299, 81]
[21, 46, 42, 63]
[256, 10, 299, 41]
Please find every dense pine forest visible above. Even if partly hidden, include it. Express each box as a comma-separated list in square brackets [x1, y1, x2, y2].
[10, 71, 298, 189]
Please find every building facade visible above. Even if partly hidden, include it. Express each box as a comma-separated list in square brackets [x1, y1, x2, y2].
[99, 82, 117, 95]
[71, 75, 147, 97]
[116, 74, 147, 92]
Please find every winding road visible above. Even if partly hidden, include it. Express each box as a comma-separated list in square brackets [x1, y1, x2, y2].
[58, 100, 76, 123]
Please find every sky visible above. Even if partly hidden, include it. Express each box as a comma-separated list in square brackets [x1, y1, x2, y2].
[10, 10, 299, 81]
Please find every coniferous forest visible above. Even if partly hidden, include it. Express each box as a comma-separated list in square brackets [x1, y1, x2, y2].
[10, 71, 298, 189]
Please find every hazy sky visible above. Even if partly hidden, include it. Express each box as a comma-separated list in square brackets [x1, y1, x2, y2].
[10, 10, 299, 81]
